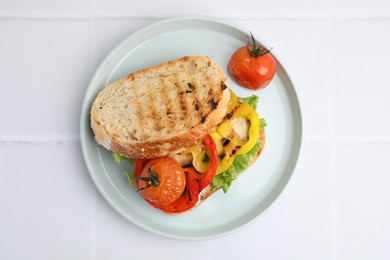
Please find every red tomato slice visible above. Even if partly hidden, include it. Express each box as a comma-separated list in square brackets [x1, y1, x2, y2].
[134, 135, 218, 213]
[134, 158, 147, 180]
[147, 167, 200, 214]
[136, 157, 186, 206]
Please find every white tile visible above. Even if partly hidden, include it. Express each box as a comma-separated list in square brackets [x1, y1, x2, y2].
[94, 199, 213, 259]
[0, 0, 92, 16]
[95, 18, 158, 65]
[168, 142, 333, 259]
[333, 20, 390, 139]
[335, 143, 390, 259]
[0, 19, 94, 141]
[235, 19, 332, 138]
[96, 0, 329, 18]
[329, 0, 390, 15]
[0, 144, 96, 259]
[214, 142, 333, 259]
[94, 187, 214, 259]
[93, 142, 332, 258]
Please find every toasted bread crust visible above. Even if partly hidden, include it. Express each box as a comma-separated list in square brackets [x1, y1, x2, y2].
[91, 56, 230, 158]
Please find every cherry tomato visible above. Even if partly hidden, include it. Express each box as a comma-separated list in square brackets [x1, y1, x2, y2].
[147, 167, 200, 214]
[229, 33, 276, 90]
[136, 157, 186, 206]
[133, 135, 218, 213]
[134, 158, 147, 178]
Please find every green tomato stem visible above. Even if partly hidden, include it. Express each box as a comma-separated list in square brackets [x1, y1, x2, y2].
[247, 32, 272, 58]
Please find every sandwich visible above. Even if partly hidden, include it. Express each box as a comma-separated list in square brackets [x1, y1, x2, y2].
[90, 56, 266, 214]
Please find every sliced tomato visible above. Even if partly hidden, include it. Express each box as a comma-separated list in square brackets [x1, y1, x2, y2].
[147, 167, 200, 214]
[134, 158, 148, 180]
[134, 135, 218, 213]
[136, 157, 186, 206]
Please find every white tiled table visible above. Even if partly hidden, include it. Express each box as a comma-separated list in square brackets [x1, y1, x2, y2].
[1, 1, 390, 259]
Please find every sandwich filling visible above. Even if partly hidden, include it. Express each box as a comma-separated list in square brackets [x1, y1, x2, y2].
[113, 90, 266, 211]
[180, 91, 266, 192]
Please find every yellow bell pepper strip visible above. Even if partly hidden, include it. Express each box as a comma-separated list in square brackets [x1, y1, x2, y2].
[226, 90, 239, 115]
[182, 95, 260, 176]
[209, 131, 223, 155]
[184, 145, 209, 173]
[232, 103, 260, 155]
[213, 103, 260, 174]
[210, 131, 236, 174]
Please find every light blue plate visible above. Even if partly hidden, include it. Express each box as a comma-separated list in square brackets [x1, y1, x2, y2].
[80, 17, 303, 240]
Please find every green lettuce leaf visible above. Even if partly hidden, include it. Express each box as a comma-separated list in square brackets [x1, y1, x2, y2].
[112, 153, 136, 185]
[260, 117, 267, 129]
[210, 95, 266, 193]
[211, 139, 263, 193]
[238, 95, 259, 109]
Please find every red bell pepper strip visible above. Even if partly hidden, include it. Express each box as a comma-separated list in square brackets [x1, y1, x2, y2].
[199, 135, 218, 190]
[134, 158, 148, 186]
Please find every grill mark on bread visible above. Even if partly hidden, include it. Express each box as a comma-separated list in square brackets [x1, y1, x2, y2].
[91, 56, 231, 158]
[207, 88, 214, 98]
[134, 82, 160, 139]
[192, 83, 204, 122]
[147, 82, 162, 133]
[186, 79, 204, 121]
[133, 96, 144, 141]
[178, 82, 191, 126]
[172, 73, 187, 118]
[178, 89, 187, 113]
[208, 99, 218, 110]
[161, 78, 171, 115]
[162, 77, 178, 132]
[194, 103, 200, 111]
[187, 82, 195, 89]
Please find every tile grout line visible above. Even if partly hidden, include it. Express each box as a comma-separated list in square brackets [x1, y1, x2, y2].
[0, 12, 390, 20]
[327, 18, 338, 260]
[0, 140, 80, 145]
[305, 136, 390, 144]
[89, 0, 98, 258]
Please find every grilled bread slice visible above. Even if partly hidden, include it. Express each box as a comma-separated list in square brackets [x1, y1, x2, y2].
[91, 56, 231, 158]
